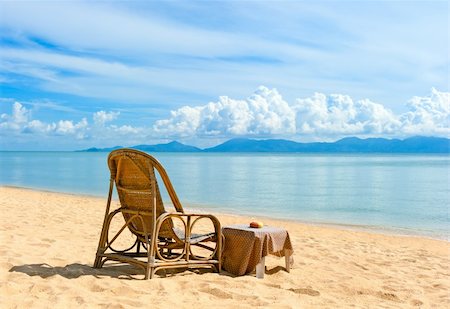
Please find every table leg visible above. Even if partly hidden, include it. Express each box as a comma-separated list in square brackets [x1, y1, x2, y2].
[256, 257, 265, 279]
[285, 250, 292, 273]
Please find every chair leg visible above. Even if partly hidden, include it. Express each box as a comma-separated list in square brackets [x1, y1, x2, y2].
[93, 255, 102, 268]
[94, 180, 114, 269]
[144, 266, 155, 279]
[213, 264, 221, 273]
[149, 268, 155, 279]
[94, 232, 107, 268]
[145, 267, 150, 280]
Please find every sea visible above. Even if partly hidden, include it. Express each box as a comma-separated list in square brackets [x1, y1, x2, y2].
[1, 152, 449, 240]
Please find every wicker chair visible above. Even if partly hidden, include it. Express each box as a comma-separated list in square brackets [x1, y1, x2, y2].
[94, 148, 222, 279]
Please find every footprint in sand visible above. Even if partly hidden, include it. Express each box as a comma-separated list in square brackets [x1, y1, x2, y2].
[73, 296, 86, 305]
[432, 283, 446, 290]
[288, 288, 320, 296]
[401, 258, 416, 263]
[410, 299, 423, 306]
[89, 283, 107, 293]
[376, 291, 400, 302]
[200, 287, 233, 299]
[351, 262, 369, 271]
[265, 283, 282, 289]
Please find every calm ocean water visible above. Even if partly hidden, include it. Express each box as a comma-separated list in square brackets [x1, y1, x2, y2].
[1, 152, 449, 239]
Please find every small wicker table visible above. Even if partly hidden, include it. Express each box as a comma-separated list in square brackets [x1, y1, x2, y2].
[222, 224, 293, 278]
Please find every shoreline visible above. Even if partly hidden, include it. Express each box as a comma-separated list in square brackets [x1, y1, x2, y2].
[1, 186, 449, 308]
[2, 184, 448, 242]
[206, 207, 449, 242]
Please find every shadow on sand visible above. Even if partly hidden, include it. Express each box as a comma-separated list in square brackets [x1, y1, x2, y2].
[10, 249, 289, 279]
[9, 263, 249, 280]
[9, 263, 144, 280]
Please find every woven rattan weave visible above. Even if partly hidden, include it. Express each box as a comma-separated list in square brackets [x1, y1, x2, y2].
[94, 149, 222, 279]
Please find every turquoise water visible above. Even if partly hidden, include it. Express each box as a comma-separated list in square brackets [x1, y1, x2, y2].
[1, 152, 449, 239]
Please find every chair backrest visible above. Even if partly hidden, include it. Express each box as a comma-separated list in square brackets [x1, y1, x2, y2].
[108, 149, 184, 239]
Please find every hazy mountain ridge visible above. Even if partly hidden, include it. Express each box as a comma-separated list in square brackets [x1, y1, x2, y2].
[78, 141, 201, 153]
[79, 136, 450, 153]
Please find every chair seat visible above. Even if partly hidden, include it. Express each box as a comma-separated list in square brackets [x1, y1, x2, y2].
[174, 228, 216, 244]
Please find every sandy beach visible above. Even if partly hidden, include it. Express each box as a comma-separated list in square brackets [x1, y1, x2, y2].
[0, 186, 448, 308]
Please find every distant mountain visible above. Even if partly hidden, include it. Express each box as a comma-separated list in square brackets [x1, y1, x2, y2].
[203, 138, 301, 152]
[79, 136, 450, 153]
[133, 141, 201, 152]
[205, 136, 450, 153]
[77, 145, 122, 152]
[329, 136, 449, 153]
[203, 138, 304, 152]
[79, 141, 201, 152]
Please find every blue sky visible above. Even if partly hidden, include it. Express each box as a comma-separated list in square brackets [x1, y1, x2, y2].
[0, 0, 449, 150]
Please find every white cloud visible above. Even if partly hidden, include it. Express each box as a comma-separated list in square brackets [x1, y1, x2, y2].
[154, 86, 449, 139]
[110, 125, 143, 135]
[55, 118, 88, 139]
[154, 105, 200, 137]
[25, 120, 56, 134]
[1, 87, 448, 149]
[93, 110, 120, 126]
[400, 88, 450, 135]
[0, 103, 139, 141]
[0, 102, 30, 130]
[154, 86, 295, 137]
[293, 93, 401, 136]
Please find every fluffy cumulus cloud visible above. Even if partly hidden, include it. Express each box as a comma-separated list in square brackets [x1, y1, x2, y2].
[93, 110, 120, 126]
[109, 125, 141, 135]
[0, 103, 140, 141]
[1, 87, 448, 149]
[293, 93, 401, 136]
[400, 88, 450, 135]
[154, 86, 449, 139]
[154, 86, 295, 137]
[55, 119, 88, 138]
[0, 102, 30, 130]
[1, 102, 89, 139]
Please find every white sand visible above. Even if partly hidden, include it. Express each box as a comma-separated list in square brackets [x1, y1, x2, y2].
[0, 186, 448, 308]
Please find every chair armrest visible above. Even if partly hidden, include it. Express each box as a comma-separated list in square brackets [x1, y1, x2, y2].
[156, 212, 221, 232]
